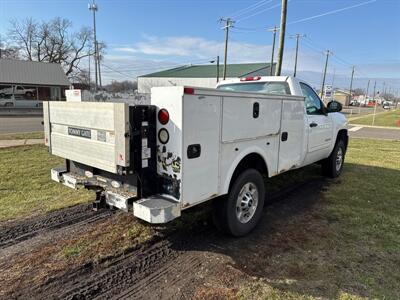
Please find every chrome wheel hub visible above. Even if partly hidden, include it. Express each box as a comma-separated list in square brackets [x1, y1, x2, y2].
[336, 147, 343, 172]
[236, 182, 258, 224]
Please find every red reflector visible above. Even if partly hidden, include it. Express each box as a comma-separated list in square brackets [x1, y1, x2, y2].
[158, 109, 169, 125]
[240, 76, 261, 81]
[184, 87, 195, 94]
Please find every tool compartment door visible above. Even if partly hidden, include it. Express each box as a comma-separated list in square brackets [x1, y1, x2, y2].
[47, 102, 129, 173]
[182, 94, 221, 206]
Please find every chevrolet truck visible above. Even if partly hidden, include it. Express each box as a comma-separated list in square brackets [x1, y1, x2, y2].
[44, 76, 348, 236]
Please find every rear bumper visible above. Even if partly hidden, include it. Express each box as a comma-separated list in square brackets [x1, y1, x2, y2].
[51, 167, 181, 223]
[51, 167, 136, 212]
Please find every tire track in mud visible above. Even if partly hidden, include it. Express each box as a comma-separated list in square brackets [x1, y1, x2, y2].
[23, 233, 205, 300]
[9, 178, 326, 300]
[0, 204, 113, 249]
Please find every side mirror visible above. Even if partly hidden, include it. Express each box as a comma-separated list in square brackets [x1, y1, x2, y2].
[327, 101, 342, 113]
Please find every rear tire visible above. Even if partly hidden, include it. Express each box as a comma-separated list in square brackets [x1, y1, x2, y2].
[213, 169, 265, 237]
[322, 139, 346, 178]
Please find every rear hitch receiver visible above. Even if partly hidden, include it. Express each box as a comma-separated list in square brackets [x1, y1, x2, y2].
[92, 190, 108, 211]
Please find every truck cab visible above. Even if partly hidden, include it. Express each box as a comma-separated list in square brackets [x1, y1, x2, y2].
[44, 76, 348, 236]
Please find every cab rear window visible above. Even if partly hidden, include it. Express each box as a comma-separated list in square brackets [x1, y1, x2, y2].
[217, 82, 291, 95]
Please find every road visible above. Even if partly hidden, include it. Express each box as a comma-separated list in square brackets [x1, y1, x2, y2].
[348, 125, 400, 140]
[342, 106, 383, 117]
[1, 116, 398, 141]
[0, 116, 43, 134]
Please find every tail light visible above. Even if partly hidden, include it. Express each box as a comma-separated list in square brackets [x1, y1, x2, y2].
[158, 109, 169, 125]
[158, 128, 169, 144]
[240, 76, 261, 81]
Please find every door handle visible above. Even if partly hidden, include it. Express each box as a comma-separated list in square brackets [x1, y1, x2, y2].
[309, 122, 318, 128]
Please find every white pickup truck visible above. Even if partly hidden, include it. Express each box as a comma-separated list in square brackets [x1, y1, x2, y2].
[44, 76, 348, 236]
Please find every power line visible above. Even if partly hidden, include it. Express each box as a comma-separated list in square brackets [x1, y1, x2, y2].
[287, 0, 376, 26]
[236, 1, 282, 23]
[229, 0, 274, 19]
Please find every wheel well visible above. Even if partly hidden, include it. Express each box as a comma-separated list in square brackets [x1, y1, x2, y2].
[337, 129, 349, 150]
[229, 153, 268, 191]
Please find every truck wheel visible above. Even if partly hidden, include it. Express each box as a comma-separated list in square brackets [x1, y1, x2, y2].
[213, 169, 265, 237]
[322, 139, 346, 178]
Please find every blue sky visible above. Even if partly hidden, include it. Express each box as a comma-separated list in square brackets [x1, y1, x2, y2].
[1, 0, 399, 90]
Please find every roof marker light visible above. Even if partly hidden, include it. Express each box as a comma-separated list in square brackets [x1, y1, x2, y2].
[240, 76, 261, 82]
[184, 87, 195, 94]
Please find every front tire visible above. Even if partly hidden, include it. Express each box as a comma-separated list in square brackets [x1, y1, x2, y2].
[213, 169, 265, 237]
[322, 139, 346, 178]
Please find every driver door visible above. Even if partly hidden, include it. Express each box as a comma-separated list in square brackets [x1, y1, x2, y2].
[300, 83, 333, 161]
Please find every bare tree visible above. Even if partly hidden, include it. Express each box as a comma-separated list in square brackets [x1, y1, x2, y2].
[104, 80, 137, 93]
[7, 17, 103, 78]
[352, 88, 364, 96]
[0, 34, 20, 59]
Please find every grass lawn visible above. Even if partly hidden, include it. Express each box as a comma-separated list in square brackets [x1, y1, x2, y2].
[350, 109, 400, 127]
[0, 131, 44, 140]
[0, 145, 92, 222]
[0, 139, 399, 299]
[235, 138, 400, 299]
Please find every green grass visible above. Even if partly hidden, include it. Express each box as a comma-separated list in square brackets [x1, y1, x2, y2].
[322, 139, 400, 298]
[235, 138, 400, 300]
[350, 109, 400, 127]
[0, 145, 92, 222]
[0, 131, 44, 140]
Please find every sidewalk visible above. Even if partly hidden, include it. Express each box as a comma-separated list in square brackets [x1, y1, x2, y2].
[0, 139, 44, 149]
[348, 125, 400, 140]
[349, 123, 400, 130]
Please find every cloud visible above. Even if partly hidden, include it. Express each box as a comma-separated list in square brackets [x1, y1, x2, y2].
[101, 35, 400, 89]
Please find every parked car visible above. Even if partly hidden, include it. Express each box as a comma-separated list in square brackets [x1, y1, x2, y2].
[0, 85, 36, 98]
[383, 102, 390, 109]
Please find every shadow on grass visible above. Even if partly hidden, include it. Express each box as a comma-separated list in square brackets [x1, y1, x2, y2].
[161, 162, 400, 300]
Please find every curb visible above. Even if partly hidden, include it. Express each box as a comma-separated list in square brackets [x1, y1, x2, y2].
[350, 124, 400, 130]
[0, 139, 44, 149]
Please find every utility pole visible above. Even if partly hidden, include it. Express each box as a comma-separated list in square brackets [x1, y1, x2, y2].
[221, 18, 234, 80]
[88, 50, 91, 91]
[320, 50, 331, 99]
[365, 79, 370, 106]
[372, 80, 378, 125]
[275, 0, 288, 76]
[382, 81, 386, 96]
[89, 1, 99, 91]
[349, 66, 355, 104]
[290, 34, 306, 77]
[216, 55, 220, 82]
[268, 26, 278, 75]
[97, 41, 102, 88]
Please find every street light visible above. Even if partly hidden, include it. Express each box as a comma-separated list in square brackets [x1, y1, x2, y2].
[88, 2, 99, 91]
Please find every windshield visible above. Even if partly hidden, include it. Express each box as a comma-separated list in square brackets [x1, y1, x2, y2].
[217, 82, 291, 95]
